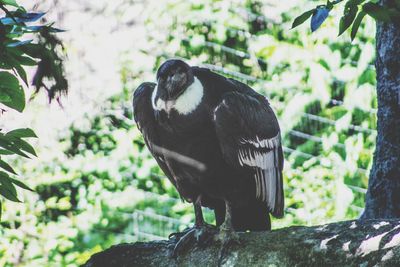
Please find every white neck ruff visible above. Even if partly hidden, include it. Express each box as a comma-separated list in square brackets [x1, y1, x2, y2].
[151, 77, 204, 115]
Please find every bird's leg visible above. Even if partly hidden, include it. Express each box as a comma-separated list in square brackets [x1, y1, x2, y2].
[215, 201, 240, 266]
[168, 202, 205, 242]
[192, 201, 216, 243]
[216, 200, 240, 243]
[168, 197, 212, 240]
[168, 197, 216, 258]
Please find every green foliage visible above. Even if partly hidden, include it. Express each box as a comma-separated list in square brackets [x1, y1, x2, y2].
[292, 0, 400, 40]
[0, 129, 37, 203]
[0, 1, 66, 210]
[0, 71, 25, 111]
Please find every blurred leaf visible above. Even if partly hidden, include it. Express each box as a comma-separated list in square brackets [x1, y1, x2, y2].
[351, 11, 367, 40]
[14, 64, 28, 85]
[0, 159, 17, 175]
[6, 39, 32, 47]
[0, 12, 46, 25]
[9, 177, 33, 191]
[311, 6, 330, 32]
[0, 149, 13, 155]
[12, 138, 37, 156]
[22, 25, 45, 32]
[0, 171, 34, 191]
[0, 93, 12, 102]
[0, 0, 18, 7]
[23, 25, 66, 33]
[47, 26, 66, 33]
[10, 178, 34, 192]
[2, 51, 30, 87]
[15, 55, 36, 66]
[0, 183, 21, 202]
[0, 135, 30, 158]
[0, 59, 12, 69]
[20, 43, 43, 59]
[6, 47, 37, 65]
[0, 71, 25, 112]
[7, 128, 37, 138]
[292, 9, 315, 29]
[0, 132, 36, 157]
[339, 6, 358, 36]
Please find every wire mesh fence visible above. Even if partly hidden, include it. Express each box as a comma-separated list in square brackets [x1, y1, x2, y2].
[87, 1, 376, 242]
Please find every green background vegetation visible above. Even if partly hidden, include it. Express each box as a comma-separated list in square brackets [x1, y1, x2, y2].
[0, 0, 377, 266]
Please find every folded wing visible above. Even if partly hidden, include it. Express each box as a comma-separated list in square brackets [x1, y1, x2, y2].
[213, 91, 284, 217]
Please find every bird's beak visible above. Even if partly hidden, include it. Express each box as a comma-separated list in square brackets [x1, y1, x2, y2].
[165, 101, 174, 114]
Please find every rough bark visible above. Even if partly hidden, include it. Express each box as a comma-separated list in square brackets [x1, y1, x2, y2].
[84, 219, 400, 267]
[361, 0, 400, 219]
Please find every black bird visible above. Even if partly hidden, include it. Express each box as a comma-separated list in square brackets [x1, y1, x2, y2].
[133, 59, 284, 253]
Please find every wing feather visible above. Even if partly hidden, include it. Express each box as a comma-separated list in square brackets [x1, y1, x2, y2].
[213, 91, 284, 218]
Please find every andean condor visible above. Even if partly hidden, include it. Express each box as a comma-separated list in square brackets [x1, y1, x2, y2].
[133, 59, 284, 253]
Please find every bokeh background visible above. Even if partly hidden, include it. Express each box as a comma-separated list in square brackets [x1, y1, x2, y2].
[0, 0, 377, 266]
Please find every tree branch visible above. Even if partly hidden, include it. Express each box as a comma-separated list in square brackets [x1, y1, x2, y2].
[84, 219, 400, 267]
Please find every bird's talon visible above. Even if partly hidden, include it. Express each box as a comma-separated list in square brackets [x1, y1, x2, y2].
[168, 226, 195, 241]
[168, 224, 216, 258]
[168, 232, 179, 240]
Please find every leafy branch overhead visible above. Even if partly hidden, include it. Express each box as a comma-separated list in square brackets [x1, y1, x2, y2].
[292, 0, 400, 40]
[0, 0, 67, 214]
[0, 1, 68, 101]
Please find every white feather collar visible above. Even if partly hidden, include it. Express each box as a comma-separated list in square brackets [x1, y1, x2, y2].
[151, 77, 204, 115]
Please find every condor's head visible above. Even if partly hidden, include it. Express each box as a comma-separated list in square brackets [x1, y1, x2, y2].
[155, 59, 194, 101]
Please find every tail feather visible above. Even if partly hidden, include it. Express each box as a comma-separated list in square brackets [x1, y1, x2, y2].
[214, 199, 271, 231]
[232, 200, 271, 231]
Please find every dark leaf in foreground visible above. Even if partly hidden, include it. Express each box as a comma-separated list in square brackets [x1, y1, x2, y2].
[351, 11, 367, 41]
[311, 6, 330, 32]
[6, 128, 37, 138]
[338, 6, 358, 36]
[292, 9, 315, 29]
[0, 71, 25, 112]
[6, 39, 32, 47]
[0, 159, 17, 175]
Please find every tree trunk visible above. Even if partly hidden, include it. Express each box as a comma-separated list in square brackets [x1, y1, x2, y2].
[83, 219, 400, 267]
[361, 0, 400, 219]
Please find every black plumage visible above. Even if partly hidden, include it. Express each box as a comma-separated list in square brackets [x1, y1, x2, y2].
[133, 59, 284, 242]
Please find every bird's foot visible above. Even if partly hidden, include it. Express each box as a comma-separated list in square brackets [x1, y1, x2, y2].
[167, 223, 217, 258]
[215, 225, 241, 266]
[168, 226, 194, 242]
[214, 225, 240, 245]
